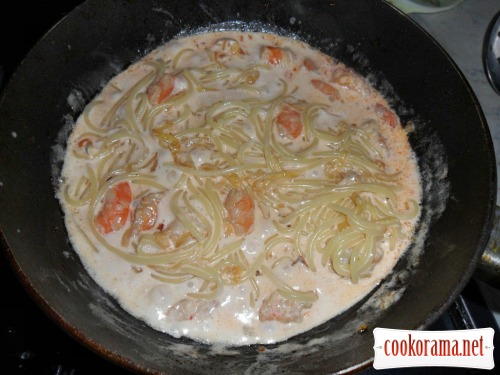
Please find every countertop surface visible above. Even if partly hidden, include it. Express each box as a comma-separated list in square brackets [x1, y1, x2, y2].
[404, 0, 500, 328]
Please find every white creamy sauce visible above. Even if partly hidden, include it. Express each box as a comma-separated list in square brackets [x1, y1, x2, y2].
[57, 31, 422, 346]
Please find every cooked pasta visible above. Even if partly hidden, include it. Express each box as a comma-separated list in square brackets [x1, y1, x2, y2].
[58, 30, 421, 346]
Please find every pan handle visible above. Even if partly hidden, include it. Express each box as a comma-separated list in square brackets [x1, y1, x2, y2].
[474, 205, 500, 288]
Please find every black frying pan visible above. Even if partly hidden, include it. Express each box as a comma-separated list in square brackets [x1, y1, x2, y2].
[0, 0, 496, 373]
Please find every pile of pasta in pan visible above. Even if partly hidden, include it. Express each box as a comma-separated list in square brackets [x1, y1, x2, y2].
[58, 30, 421, 345]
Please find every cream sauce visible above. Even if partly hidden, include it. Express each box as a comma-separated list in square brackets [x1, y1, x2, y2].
[58, 31, 421, 346]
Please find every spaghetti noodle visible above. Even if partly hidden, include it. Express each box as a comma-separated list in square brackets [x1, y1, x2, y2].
[58, 30, 421, 345]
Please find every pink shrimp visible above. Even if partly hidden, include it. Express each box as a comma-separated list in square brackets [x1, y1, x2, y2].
[276, 105, 303, 139]
[146, 73, 176, 105]
[375, 103, 397, 128]
[303, 58, 317, 71]
[213, 38, 245, 62]
[260, 46, 289, 66]
[131, 192, 163, 234]
[224, 188, 255, 236]
[311, 79, 340, 100]
[154, 219, 197, 250]
[331, 67, 369, 96]
[95, 182, 132, 235]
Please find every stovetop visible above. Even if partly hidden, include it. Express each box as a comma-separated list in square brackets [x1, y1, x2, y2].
[1, 1, 499, 374]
